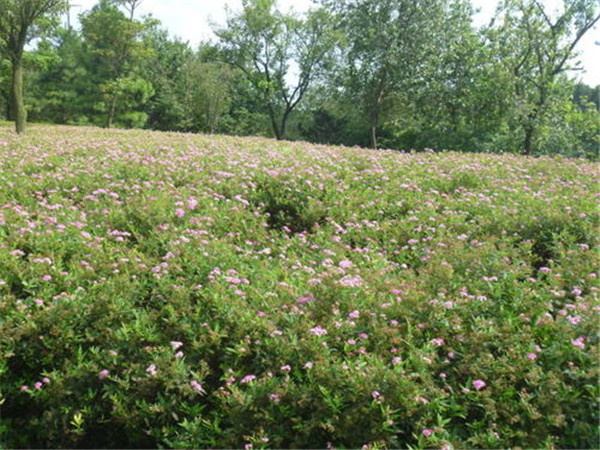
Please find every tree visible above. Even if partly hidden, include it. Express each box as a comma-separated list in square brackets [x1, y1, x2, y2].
[114, 0, 144, 21]
[26, 27, 93, 124]
[80, 0, 152, 128]
[215, 0, 337, 140]
[324, 0, 450, 149]
[0, 0, 66, 133]
[487, 0, 600, 154]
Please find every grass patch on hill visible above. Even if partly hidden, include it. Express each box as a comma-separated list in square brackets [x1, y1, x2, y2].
[0, 125, 598, 449]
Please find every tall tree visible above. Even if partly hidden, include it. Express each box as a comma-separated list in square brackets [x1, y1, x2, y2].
[487, 0, 600, 154]
[324, 0, 449, 149]
[215, 0, 337, 140]
[80, 0, 151, 128]
[0, 0, 66, 133]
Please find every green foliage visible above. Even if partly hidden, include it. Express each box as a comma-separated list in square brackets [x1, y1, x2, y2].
[215, 0, 337, 139]
[0, 0, 67, 132]
[0, 124, 598, 448]
[80, 0, 154, 128]
[2, 0, 598, 158]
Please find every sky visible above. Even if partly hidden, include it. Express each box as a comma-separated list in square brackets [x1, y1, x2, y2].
[69, 0, 599, 85]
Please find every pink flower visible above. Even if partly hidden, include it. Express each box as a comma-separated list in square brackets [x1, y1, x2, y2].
[339, 260, 353, 268]
[526, 353, 537, 360]
[339, 275, 363, 287]
[98, 369, 110, 380]
[269, 393, 280, 402]
[20, 385, 29, 392]
[571, 336, 585, 349]
[42, 377, 50, 384]
[146, 364, 158, 375]
[34, 381, 43, 390]
[371, 390, 381, 399]
[175, 208, 185, 218]
[422, 428, 433, 437]
[303, 361, 313, 369]
[190, 380, 205, 394]
[187, 198, 198, 210]
[240, 374, 256, 384]
[348, 310, 360, 319]
[257, 311, 266, 317]
[174, 351, 184, 358]
[472, 379, 486, 391]
[280, 365, 291, 372]
[431, 338, 444, 346]
[41, 275, 52, 281]
[170, 341, 183, 350]
[309, 325, 328, 336]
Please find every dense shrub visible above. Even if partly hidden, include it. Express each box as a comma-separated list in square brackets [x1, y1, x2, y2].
[0, 125, 598, 448]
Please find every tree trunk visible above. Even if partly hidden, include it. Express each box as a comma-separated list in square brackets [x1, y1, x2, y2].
[269, 111, 281, 140]
[523, 124, 534, 156]
[11, 60, 26, 134]
[370, 124, 378, 149]
[106, 94, 118, 128]
[279, 109, 291, 141]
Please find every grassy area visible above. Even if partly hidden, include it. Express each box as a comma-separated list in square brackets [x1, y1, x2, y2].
[0, 124, 598, 448]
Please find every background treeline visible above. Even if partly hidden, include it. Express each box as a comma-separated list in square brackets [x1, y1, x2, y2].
[0, 0, 598, 158]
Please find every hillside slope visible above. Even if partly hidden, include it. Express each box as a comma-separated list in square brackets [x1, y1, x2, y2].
[0, 125, 598, 448]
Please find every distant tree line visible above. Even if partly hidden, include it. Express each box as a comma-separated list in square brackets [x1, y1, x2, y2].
[0, 0, 598, 158]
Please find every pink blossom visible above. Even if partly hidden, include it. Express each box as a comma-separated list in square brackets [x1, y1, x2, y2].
[190, 380, 205, 394]
[146, 364, 158, 375]
[526, 353, 537, 360]
[280, 365, 291, 372]
[472, 379, 486, 391]
[175, 208, 185, 218]
[338, 275, 363, 287]
[34, 381, 43, 389]
[422, 429, 433, 437]
[303, 361, 313, 369]
[98, 369, 110, 380]
[170, 341, 183, 350]
[309, 325, 328, 336]
[571, 336, 585, 349]
[371, 390, 381, 399]
[240, 374, 256, 384]
[567, 316, 581, 325]
[187, 198, 198, 210]
[348, 309, 360, 319]
[431, 338, 444, 346]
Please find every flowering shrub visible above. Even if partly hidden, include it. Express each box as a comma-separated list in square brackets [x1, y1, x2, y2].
[0, 125, 598, 448]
